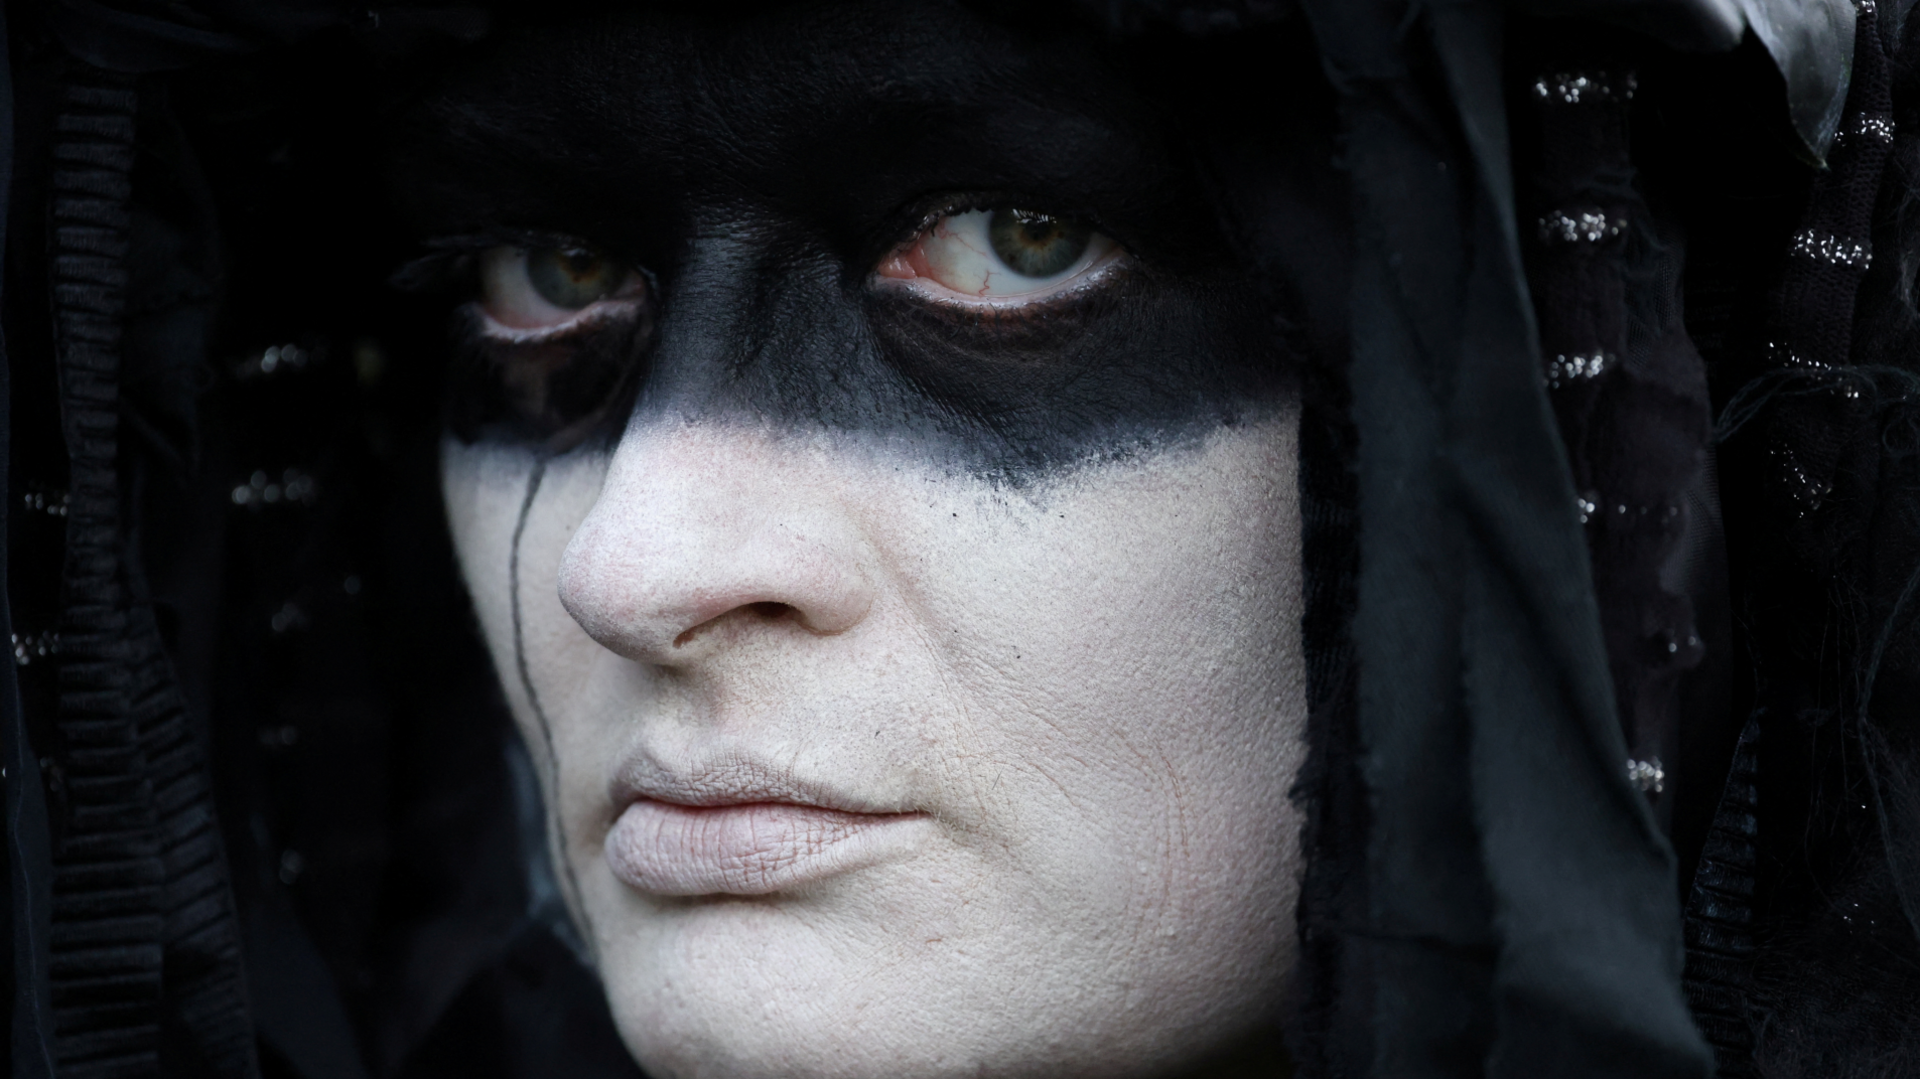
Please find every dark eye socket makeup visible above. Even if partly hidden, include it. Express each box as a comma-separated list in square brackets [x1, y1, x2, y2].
[872, 203, 1125, 307]
[390, 7, 1301, 475]
[421, 199, 1133, 451]
[478, 245, 650, 335]
[458, 200, 1125, 336]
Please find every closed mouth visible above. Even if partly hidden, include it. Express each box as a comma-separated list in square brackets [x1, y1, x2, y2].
[604, 754, 926, 896]
[604, 798, 926, 896]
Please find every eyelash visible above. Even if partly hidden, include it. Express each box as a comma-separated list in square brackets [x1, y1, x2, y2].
[419, 201, 1126, 446]
[873, 199, 1125, 309]
[407, 236, 656, 450]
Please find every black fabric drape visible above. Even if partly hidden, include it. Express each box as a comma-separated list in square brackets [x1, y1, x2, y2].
[1288, 2, 1712, 1074]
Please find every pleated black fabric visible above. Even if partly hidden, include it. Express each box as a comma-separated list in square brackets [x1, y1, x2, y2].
[44, 72, 170, 1078]
[42, 67, 258, 1079]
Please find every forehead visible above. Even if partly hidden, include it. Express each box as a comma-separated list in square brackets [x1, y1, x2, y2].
[393, 1, 1176, 238]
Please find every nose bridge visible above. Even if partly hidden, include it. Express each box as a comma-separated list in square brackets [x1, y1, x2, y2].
[642, 221, 872, 413]
[557, 422, 876, 664]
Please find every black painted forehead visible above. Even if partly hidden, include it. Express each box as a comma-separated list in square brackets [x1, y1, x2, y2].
[392, 0, 1181, 247]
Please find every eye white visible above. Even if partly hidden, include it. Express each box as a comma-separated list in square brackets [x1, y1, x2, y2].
[479, 247, 579, 331]
[913, 210, 1117, 299]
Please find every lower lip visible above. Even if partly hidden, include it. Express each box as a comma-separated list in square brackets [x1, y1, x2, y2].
[605, 800, 922, 896]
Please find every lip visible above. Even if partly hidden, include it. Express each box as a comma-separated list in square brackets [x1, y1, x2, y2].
[605, 756, 925, 896]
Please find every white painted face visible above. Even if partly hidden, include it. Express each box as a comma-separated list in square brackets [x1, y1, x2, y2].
[440, 412, 1308, 1078]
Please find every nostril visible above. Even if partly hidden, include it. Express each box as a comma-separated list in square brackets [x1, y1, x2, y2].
[671, 601, 799, 649]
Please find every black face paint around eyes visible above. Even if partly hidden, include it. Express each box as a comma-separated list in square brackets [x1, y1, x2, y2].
[402, 5, 1304, 477]
[444, 303, 654, 453]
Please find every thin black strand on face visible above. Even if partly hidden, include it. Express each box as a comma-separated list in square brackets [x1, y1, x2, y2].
[510, 455, 598, 959]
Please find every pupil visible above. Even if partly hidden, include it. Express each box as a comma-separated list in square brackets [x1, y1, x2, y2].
[988, 209, 1092, 279]
[528, 246, 621, 309]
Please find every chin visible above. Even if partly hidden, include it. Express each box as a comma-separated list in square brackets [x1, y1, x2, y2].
[591, 899, 1295, 1079]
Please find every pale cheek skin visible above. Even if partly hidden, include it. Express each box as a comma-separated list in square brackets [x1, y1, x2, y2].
[441, 413, 1308, 1079]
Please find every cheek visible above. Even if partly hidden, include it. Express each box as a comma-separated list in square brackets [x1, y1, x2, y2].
[444, 415, 1308, 1076]
[861, 421, 1305, 889]
[440, 440, 613, 803]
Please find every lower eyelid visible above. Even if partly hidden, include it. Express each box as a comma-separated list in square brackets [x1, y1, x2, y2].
[475, 297, 647, 343]
[875, 247, 1127, 309]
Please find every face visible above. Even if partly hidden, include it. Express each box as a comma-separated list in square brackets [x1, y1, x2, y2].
[408, 3, 1311, 1076]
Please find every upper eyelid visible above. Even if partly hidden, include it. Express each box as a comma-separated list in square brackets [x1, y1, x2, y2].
[393, 228, 640, 285]
[397, 234, 658, 307]
[425, 227, 604, 253]
[879, 192, 1117, 251]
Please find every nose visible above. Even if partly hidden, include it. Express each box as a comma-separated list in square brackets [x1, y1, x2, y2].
[556, 424, 878, 666]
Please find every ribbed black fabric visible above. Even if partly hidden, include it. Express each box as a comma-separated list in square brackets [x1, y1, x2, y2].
[45, 64, 257, 1079]
[46, 69, 167, 1079]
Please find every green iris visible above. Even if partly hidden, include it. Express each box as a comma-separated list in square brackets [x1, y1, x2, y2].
[527, 247, 628, 309]
[987, 209, 1093, 279]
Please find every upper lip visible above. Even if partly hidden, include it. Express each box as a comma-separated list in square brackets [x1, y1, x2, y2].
[609, 751, 907, 815]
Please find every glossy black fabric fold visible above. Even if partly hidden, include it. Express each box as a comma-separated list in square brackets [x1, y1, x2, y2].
[1292, 2, 1712, 1074]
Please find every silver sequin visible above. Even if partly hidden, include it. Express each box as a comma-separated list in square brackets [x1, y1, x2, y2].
[1790, 228, 1872, 269]
[1771, 444, 1832, 516]
[1835, 115, 1896, 146]
[1546, 352, 1612, 388]
[11, 631, 60, 666]
[22, 490, 69, 517]
[231, 467, 319, 509]
[1539, 209, 1626, 245]
[1533, 71, 1637, 104]
[1627, 758, 1665, 794]
[1765, 339, 1827, 370]
[236, 342, 314, 379]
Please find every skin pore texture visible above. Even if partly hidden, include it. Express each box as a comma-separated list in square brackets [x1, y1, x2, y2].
[414, 3, 1314, 1076]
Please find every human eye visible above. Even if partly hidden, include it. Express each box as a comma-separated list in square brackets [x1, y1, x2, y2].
[875, 206, 1123, 306]
[434, 240, 655, 450]
[478, 244, 647, 334]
